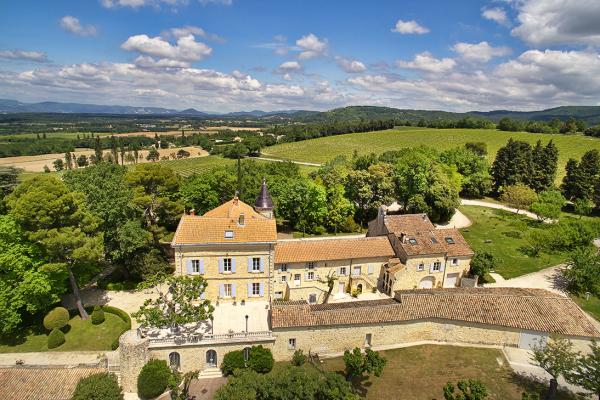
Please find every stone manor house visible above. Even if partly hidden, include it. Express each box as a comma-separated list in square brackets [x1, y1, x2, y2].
[117, 181, 600, 393]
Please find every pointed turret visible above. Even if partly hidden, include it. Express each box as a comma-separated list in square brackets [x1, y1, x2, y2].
[255, 178, 274, 219]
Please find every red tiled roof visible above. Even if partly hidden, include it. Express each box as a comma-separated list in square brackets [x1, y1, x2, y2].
[275, 237, 395, 263]
[271, 288, 599, 338]
[400, 228, 474, 257]
[383, 213, 435, 234]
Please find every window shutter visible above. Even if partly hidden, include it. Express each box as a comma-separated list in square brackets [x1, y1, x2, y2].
[259, 282, 264, 297]
[429, 263, 435, 273]
[218, 258, 223, 274]
[248, 283, 252, 297]
[440, 262, 445, 272]
[232, 258, 236, 273]
[260, 257, 265, 273]
[200, 291, 206, 300]
[199, 259, 204, 274]
[219, 284, 224, 298]
[247, 257, 252, 273]
[232, 283, 237, 297]
[305, 272, 309, 280]
[186, 259, 192, 275]
[368, 265, 374, 275]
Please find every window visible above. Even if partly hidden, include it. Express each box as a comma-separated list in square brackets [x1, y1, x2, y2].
[352, 266, 361, 276]
[417, 263, 425, 272]
[307, 271, 315, 281]
[223, 283, 232, 297]
[365, 333, 372, 347]
[433, 262, 441, 272]
[238, 214, 245, 226]
[225, 230, 234, 239]
[280, 264, 288, 272]
[339, 267, 347, 276]
[309, 293, 317, 304]
[288, 338, 296, 350]
[191, 259, 202, 273]
[252, 257, 261, 272]
[223, 258, 232, 272]
[445, 237, 455, 244]
[252, 282, 260, 296]
[169, 352, 181, 370]
[409, 238, 418, 245]
[275, 291, 283, 299]
[452, 258, 459, 266]
[307, 262, 315, 270]
[280, 275, 287, 283]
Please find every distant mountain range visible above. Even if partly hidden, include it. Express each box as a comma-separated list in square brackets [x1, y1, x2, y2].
[2, 99, 600, 124]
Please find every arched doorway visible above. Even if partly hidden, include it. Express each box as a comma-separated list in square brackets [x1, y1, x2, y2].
[356, 284, 363, 294]
[206, 349, 217, 367]
[169, 352, 180, 370]
[419, 276, 435, 289]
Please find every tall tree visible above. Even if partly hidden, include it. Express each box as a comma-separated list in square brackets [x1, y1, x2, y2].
[530, 140, 558, 192]
[6, 176, 104, 319]
[530, 336, 578, 400]
[93, 137, 103, 165]
[499, 183, 538, 213]
[562, 150, 600, 202]
[277, 179, 327, 235]
[569, 340, 600, 400]
[491, 139, 533, 192]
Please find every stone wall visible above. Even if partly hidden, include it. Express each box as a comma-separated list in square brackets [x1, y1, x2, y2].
[119, 330, 149, 393]
[393, 256, 471, 290]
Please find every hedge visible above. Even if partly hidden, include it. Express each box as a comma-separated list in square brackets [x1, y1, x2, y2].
[247, 346, 274, 374]
[72, 372, 123, 400]
[43, 307, 70, 331]
[221, 350, 246, 376]
[137, 359, 173, 399]
[101, 306, 131, 350]
[48, 328, 65, 349]
[91, 307, 105, 325]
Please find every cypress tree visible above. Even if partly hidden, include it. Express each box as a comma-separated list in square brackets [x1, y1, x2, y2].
[491, 138, 533, 192]
[561, 150, 600, 202]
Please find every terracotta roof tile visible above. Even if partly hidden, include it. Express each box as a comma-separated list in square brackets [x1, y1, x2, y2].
[0, 367, 105, 400]
[271, 288, 599, 338]
[172, 199, 277, 245]
[399, 228, 474, 257]
[384, 213, 435, 234]
[275, 237, 395, 264]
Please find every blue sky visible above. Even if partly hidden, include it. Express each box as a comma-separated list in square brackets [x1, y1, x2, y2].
[1, 0, 600, 112]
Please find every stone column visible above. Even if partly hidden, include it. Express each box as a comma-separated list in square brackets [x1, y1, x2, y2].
[119, 330, 149, 393]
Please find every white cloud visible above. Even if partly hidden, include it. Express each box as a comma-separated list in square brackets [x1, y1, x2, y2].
[451, 41, 511, 62]
[0, 49, 48, 63]
[396, 52, 455, 73]
[391, 19, 429, 35]
[60, 16, 97, 37]
[296, 33, 328, 59]
[199, 0, 232, 4]
[511, 0, 600, 46]
[164, 26, 225, 43]
[121, 34, 212, 62]
[336, 57, 366, 73]
[482, 7, 509, 26]
[278, 61, 302, 71]
[100, 0, 186, 8]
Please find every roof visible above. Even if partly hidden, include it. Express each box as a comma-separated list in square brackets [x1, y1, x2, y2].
[384, 213, 435, 234]
[0, 368, 105, 400]
[271, 288, 600, 338]
[399, 228, 474, 257]
[275, 236, 395, 264]
[255, 178, 274, 209]
[172, 198, 277, 245]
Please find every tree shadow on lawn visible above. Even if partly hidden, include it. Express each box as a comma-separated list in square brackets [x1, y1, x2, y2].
[0, 314, 48, 346]
[331, 369, 373, 398]
[509, 372, 585, 400]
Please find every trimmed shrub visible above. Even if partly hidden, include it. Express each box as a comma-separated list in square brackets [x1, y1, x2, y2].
[91, 306, 105, 325]
[137, 359, 173, 399]
[47, 328, 65, 349]
[221, 350, 246, 376]
[102, 306, 131, 349]
[291, 349, 307, 366]
[72, 372, 123, 400]
[43, 307, 70, 331]
[247, 345, 274, 373]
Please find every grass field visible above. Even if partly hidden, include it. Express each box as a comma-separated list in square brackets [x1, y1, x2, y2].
[0, 313, 128, 353]
[263, 127, 600, 179]
[316, 345, 577, 400]
[572, 294, 600, 322]
[459, 205, 567, 278]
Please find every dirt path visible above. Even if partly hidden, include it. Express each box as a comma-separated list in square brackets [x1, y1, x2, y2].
[435, 208, 472, 229]
[460, 199, 542, 220]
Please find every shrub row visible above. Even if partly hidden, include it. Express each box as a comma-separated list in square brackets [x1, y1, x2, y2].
[100, 305, 132, 350]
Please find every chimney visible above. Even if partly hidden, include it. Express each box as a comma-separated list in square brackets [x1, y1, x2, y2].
[189, 209, 196, 216]
[400, 233, 406, 243]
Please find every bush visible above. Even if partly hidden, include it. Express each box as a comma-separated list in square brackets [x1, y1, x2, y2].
[43, 307, 70, 331]
[247, 345, 274, 373]
[72, 372, 123, 400]
[221, 350, 246, 376]
[469, 252, 497, 278]
[137, 359, 173, 399]
[91, 306, 105, 325]
[47, 328, 65, 349]
[291, 349, 307, 366]
[102, 305, 131, 349]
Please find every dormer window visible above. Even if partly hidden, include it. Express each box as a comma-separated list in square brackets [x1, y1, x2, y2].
[225, 230, 234, 239]
[408, 238, 417, 245]
[445, 237, 455, 244]
[238, 213, 245, 226]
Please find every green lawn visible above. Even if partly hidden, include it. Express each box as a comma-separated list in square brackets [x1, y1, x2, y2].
[572, 294, 600, 322]
[316, 345, 578, 400]
[264, 127, 600, 180]
[0, 312, 128, 353]
[459, 205, 567, 278]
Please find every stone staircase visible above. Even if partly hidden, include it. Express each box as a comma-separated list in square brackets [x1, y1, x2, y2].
[197, 367, 223, 379]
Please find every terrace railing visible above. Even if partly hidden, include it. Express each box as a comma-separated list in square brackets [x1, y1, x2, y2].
[146, 330, 273, 348]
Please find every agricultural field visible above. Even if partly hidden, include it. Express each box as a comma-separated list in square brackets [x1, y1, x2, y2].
[263, 127, 600, 179]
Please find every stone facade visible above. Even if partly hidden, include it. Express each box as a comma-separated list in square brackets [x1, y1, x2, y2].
[119, 330, 149, 393]
[174, 243, 275, 302]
